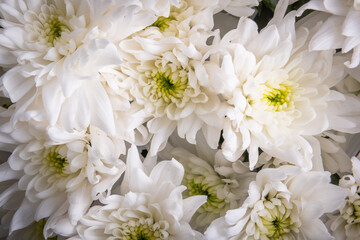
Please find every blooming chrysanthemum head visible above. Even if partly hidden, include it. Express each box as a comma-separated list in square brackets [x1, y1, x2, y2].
[0, 0, 87, 60]
[205, 166, 347, 240]
[120, 35, 214, 122]
[0, 124, 126, 236]
[216, 7, 360, 170]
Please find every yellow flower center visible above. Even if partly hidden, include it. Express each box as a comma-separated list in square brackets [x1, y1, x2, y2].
[261, 83, 293, 112]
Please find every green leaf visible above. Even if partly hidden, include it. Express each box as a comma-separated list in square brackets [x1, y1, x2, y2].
[263, 0, 280, 12]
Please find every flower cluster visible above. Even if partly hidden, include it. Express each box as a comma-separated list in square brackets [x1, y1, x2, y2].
[0, 0, 359, 239]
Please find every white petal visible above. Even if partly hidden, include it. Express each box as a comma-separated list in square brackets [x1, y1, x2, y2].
[0, 162, 22, 181]
[182, 195, 207, 222]
[68, 186, 92, 225]
[150, 159, 184, 186]
[85, 80, 116, 135]
[301, 218, 334, 240]
[10, 198, 37, 232]
[309, 16, 345, 51]
[204, 217, 229, 240]
[2, 67, 34, 102]
[351, 156, 360, 183]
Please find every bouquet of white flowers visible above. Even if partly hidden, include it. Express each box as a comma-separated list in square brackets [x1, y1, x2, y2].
[0, 0, 359, 239]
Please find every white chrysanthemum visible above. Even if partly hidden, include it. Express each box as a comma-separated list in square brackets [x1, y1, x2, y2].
[70, 145, 206, 240]
[208, 0, 360, 170]
[205, 165, 347, 240]
[0, 122, 125, 238]
[158, 133, 256, 231]
[115, 5, 224, 155]
[297, 0, 360, 68]
[327, 156, 360, 240]
[0, 0, 156, 134]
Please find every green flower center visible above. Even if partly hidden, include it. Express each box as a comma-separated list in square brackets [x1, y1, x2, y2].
[146, 66, 188, 104]
[46, 17, 67, 43]
[29, 4, 70, 47]
[261, 84, 293, 111]
[151, 16, 175, 32]
[259, 198, 300, 239]
[183, 174, 228, 214]
[46, 150, 67, 175]
[116, 218, 169, 240]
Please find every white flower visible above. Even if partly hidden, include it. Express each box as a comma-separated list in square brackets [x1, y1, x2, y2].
[327, 156, 360, 240]
[114, 4, 225, 155]
[158, 133, 256, 231]
[0, 122, 126, 238]
[0, 0, 156, 134]
[205, 165, 347, 240]
[297, 0, 360, 68]
[208, 0, 360, 169]
[70, 145, 206, 240]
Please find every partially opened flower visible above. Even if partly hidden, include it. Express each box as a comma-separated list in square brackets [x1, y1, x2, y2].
[0, 121, 126, 238]
[297, 0, 360, 68]
[70, 145, 206, 240]
[205, 165, 347, 240]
